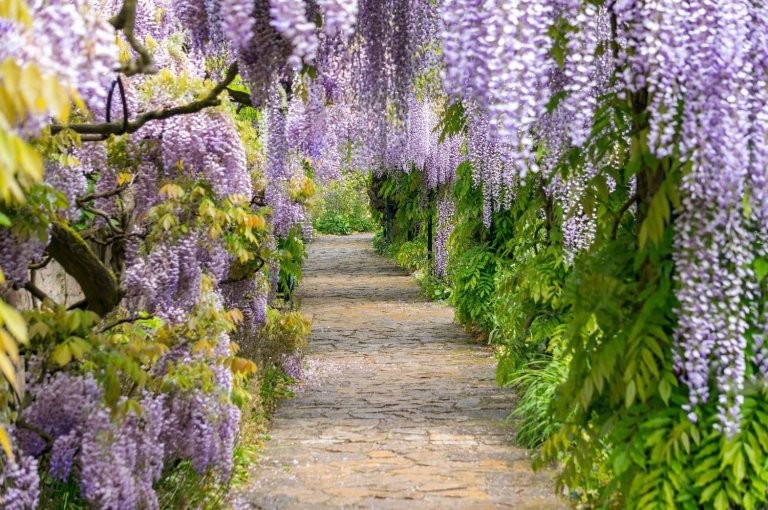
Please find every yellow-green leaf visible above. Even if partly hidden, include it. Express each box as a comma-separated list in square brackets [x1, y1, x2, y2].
[659, 378, 671, 405]
[0, 352, 17, 391]
[733, 451, 747, 482]
[714, 490, 729, 510]
[0, 300, 27, 343]
[0, 330, 19, 364]
[625, 380, 637, 408]
[50, 343, 72, 367]
[0, 426, 13, 462]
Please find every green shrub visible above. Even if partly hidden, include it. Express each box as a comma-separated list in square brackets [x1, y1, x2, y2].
[395, 239, 428, 272]
[506, 356, 568, 448]
[239, 308, 310, 370]
[314, 212, 352, 235]
[312, 171, 377, 234]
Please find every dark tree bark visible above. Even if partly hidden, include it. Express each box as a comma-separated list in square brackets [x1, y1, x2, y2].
[47, 222, 122, 316]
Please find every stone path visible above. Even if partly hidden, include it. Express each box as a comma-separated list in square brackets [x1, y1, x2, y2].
[235, 234, 565, 509]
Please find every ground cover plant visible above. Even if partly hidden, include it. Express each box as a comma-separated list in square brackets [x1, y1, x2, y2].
[0, 1, 767, 509]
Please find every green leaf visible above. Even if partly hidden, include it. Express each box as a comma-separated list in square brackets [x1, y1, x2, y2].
[733, 451, 747, 482]
[714, 490, 729, 510]
[754, 257, 768, 281]
[613, 449, 631, 476]
[50, 343, 72, 367]
[659, 378, 672, 405]
[625, 380, 637, 408]
[104, 365, 121, 407]
[66, 311, 81, 332]
[694, 469, 721, 488]
[700, 482, 721, 503]
[744, 443, 761, 472]
[66, 336, 90, 359]
[743, 492, 756, 510]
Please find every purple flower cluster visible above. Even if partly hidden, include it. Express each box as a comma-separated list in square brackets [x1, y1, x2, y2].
[281, 351, 304, 381]
[0, 450, 39, 510]
[15, 361, 239, 508]
[749, 8, 768, 230]
[0, 227, 45, 286]
[33, 0, 119, 114]
[44, 160, 87, 222]
[352, 0, 431, 137]
[556, 173, 596, 264]
[156, 334, 240, 479]
[134, 0, 178, 42]
[269, 0, 319, 69]
[174, 0, 212, 50]
[15, 373, 167, 508]
[223, 276, 268, 339]
[316, 0, 358, 39]
[440, 0, 554, 179]
[0, 0, 118, 134]
[78, 395, 166, 510]
[466, 107, 503, 227]
[236, 0, 291, 100]
[162, 391, 240, 478]
[220, 0, 255, 52]
[560, 4, 613, 147]
[161, 110, 251, 199]
[264, 89, 310, 237]
[629, 2, 767, 436]
[401, 97, 463, 187]
[123, 233, 204, 323]
[286, 81, 349, 183]
[17, 372, 101, 457]
[14, 303, 242, 506]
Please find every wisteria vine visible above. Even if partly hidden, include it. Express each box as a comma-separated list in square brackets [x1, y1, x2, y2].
[1, 0, 768, 507]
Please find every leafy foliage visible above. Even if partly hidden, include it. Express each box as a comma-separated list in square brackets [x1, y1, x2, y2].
[372, 89, 768, 510]
[312, 171, 377, 235]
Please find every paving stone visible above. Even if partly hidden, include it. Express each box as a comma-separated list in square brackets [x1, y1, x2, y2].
[232, 234, 566, 509]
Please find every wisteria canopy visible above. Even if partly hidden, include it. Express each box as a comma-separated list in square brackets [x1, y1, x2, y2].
[0, 0, 767, 508]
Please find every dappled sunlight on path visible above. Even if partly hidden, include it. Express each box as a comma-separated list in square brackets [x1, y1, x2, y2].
[233, 234, 565, 509]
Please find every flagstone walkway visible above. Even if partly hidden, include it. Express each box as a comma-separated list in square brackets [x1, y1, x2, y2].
[234, 234, 565, 509]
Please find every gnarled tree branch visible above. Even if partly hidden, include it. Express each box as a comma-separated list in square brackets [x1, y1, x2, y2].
[110, 0, 156, 76]
[96, 313, 150, 334]
[221, 256, 267, 285]
[78, 184, 128, 203]
[52, 63, 240, 138]
[22, 282, 57, 305]
[28, 256, 52, 271]
[226, 87, 254, 109]
[47, 222, 122, 316]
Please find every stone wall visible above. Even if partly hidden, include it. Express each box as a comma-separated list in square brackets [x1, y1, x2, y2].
[3, 260, 85, 310]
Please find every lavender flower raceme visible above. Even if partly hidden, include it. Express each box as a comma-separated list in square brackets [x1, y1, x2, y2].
[0, 451, 40, 510]
[161, 110, 251, 199]
[123, 233, 205, 324]
[0, 228, 45, 286]
[607, 0, 767, 436]
[220, 0, 255, 52]
[317, 0, 358, 39]
[269, 0, 319, 69]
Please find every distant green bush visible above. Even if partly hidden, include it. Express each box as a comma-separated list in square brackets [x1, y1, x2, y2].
[312, 171, 377, 235]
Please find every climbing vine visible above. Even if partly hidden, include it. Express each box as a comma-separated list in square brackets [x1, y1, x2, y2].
[1, 0, 767, 508]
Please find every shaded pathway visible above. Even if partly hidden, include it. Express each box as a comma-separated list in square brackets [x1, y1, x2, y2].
[235, 234, 565, 509]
